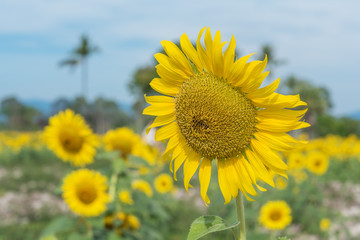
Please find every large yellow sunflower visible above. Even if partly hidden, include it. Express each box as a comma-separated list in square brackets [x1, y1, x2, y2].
[62, 169, 110, 217]
[43, 109, 98, 166]
[143, 27, 309, 204]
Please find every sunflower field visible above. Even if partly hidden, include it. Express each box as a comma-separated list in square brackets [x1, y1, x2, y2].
[1, 27, 360, 240]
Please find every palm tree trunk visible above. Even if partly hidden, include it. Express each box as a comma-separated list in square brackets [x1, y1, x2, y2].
[81, 58, 88, 100]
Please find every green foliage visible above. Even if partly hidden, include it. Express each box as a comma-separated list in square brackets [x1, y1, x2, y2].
[0, 96, 41, 130]
[316, 115, 360, 137]
[40, 216, 76, 237]
[187, 216, 239, 240]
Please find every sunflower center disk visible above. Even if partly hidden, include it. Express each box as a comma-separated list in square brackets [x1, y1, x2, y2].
[60, 129, 84, 153]
[175, 73, 257, 160]
[77, 184, 97, 204]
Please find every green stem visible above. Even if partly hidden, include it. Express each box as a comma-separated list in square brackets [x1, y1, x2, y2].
[109, 172, 118, 201]
[235, 192, 246, 240]
[232, 227, 239, 240]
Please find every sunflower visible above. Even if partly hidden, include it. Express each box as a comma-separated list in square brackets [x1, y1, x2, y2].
[131, 179, 153, 197]
[306, 151, 329, 175]
[154, 173, 174, 194]
[43, 109, 98, 166]
[320, 218, 331, 231]
[287, 151, 305, 170]
[118, 190, 134, 205]
[275, 176, 287, 190]
[116, 212, 141, 234]
[259, 200, 292, 230]
[104, 127, 141, 159]
[62, 169, 110, 217]
[143, 27, 309, 204]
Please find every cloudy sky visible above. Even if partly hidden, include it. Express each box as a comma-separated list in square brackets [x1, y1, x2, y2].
[0, 0, 359, 115]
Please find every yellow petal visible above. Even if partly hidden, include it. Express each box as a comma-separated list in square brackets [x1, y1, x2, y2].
[161, 40, 193, 76]
[197, 27, 212, 72]
[150, 78, 180, 96]
[211, 30, 224, 77]
[251, 139, 288, 170]
[164, 134, 180, 156]
[155, 122, 179, 141]
[183, 151, 201, 192]
[180, 33, 203, 71]
[217, 160, 232, 204]
[199, 158, 212, 205]
[227, 53, 255, 84]
[173, 146, 189, 180]
[146, 114, 176, 134]
[143, 102, 175, 116]
[254, 132, 295, 152]
[257, 108, 307, 120]
[246, 78, 280, 99]
[223, 35, 236, 79]
[256, 117, 310, 133]
[156, 64, 188, 86]
[246, 149, 274, 187]
[144, 94, 174, 104]
[252, 92, 307, 109]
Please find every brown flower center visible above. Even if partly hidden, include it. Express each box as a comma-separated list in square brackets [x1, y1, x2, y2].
[175, 73, 257, 160]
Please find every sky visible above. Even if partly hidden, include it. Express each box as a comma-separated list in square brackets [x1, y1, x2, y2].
[0, 0, 359, 116]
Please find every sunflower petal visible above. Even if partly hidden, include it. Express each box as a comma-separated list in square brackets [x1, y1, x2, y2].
[183, 151, 201, 192]
[180, 33, 203, 71]
[146, 114, 176, 134]
[217, 160, 232, 204]
[155, 122, 178, 141]
[251, 139, 288, 170]
[150, 78, 180, 96]
[199, 158, 211, 205]
[161, 40, 193, 76]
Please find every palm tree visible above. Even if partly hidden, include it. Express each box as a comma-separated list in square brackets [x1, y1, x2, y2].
[59, 34, 99, 100]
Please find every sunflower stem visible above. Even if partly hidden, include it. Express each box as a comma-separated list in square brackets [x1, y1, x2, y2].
[235, 191, 246, 240]
[232, 227, 240, 240]
[109, 172, 118, 201]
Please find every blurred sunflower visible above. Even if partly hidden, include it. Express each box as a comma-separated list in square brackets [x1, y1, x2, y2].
[259, 200, 292, 230]
[143, 27, 309, 204]
[116, 212, 141, 235]
[154, 173, 173, 194]
[275, 176, 287, 190]
[118, 190, 134, 205]
[104, 127, 141, 159]
[287, 151, 305, 170]
[62, 169, 110, 217]
[306, 152, 329, 175]
[320, 218, 331, 231]
[43, 109, 98, 166]
[131, 179, 153, 197]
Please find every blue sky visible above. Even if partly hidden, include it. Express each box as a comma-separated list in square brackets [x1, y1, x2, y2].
[0, 0, 359, 115]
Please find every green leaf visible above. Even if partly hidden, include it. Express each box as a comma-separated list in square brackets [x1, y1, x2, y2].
[96, 151, 120, 161]
[112, 158, 125, 173]
[128, 155, 150, 166]
[40, 216, 76, 237]
[187, 215, 239, 240]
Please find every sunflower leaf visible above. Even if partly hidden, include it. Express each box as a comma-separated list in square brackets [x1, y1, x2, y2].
[187, 215, 239, 240]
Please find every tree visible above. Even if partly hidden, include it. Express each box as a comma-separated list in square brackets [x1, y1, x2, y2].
[59, 34, 99, 100]
[0, 96, 40, 130]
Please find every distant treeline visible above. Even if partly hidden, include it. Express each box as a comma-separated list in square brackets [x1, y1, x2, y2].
[0, 96, 134, 133]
